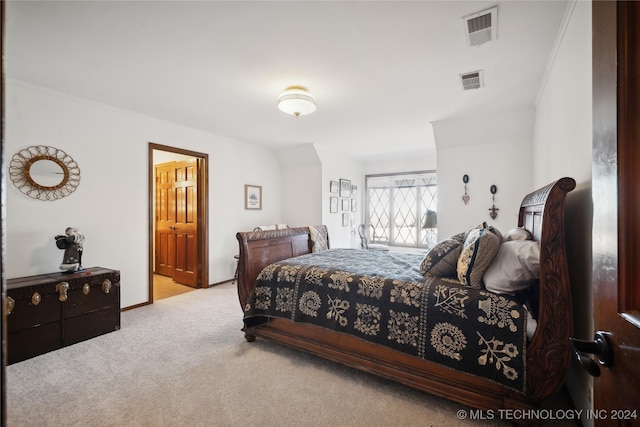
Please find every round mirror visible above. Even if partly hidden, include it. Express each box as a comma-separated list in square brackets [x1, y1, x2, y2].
[28, 158, 68, 189]
[9, 146, 80, 201]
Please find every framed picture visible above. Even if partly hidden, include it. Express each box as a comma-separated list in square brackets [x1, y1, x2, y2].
[342, 199, 350, 211]
[244, 184, 262, 210]
[330, 181, 339, 194]
[330, 197, 338, 213]
[339, 179, 352, 197]
[351, 198, 357, 212]
[342, 213, 349, 227]
[352, 185, 358, 195]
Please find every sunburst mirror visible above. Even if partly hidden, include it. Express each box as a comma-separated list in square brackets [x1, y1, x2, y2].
[9, 145, 81, 201]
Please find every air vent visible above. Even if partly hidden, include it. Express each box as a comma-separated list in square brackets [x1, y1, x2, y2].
[460, 71, 483, 90]
[462, 6, 498, 47]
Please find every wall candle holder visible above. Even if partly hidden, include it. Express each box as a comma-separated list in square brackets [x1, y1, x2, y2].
[489, 185, 499, 219]
[461, 174, 470, 205]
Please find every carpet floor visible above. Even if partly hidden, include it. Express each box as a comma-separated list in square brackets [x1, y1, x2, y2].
[6, 281, 571, 427]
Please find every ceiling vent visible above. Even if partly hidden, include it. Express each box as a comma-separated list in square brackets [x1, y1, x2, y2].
[462, 6, 498, 47]
[460, 71, 483, 90]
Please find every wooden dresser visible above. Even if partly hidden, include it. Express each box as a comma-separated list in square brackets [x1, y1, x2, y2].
[6, 267, 120, 364]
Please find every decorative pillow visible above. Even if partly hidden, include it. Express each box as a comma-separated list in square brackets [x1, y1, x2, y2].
[484, 240, 540, 295]
[420, 232, 467, 277]
[456, 224, 501, 288]
[308, 225, 329, 252]
[502, 227, 532, 242]
[475, 221, 502, 240]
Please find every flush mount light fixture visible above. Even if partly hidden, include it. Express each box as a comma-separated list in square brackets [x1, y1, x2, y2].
[278, 86, 316, 117]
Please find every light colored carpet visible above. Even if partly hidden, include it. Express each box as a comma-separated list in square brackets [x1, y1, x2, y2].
[6, 282, 567, 427]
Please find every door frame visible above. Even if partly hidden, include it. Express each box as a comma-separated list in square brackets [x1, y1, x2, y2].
[148, 143, 209, 302]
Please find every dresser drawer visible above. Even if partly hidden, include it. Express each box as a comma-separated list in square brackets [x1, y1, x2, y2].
[64, 307, 120, 346]
[8, 323, 61, 364]
[64, 272, 120, 318]
[6, 284, 61, 333]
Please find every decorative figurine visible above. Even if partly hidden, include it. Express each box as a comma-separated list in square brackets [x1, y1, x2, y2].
[55, 227, 85, 272]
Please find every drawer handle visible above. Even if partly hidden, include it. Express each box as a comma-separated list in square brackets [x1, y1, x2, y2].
[7, 296, 15, 315]
[32, 292, 42, 306]
[56, 282, 69, 302]
[82, 283, 91, 295]
[102, 279, 112, 294]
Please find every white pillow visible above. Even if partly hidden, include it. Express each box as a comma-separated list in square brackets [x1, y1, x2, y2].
[524, 305, 537, 340]
[502, 227, 532, 242]
[483, 240, 540, 295]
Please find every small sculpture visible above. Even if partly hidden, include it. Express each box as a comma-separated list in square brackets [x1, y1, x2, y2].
[55, 227, 85, 272]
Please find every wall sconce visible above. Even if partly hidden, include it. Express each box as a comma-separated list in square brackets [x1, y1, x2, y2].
[461, 174, 470, 205]
[489, 185, 499, 219]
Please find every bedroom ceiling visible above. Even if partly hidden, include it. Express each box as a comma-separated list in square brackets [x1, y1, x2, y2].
[5, 1, 570, 162]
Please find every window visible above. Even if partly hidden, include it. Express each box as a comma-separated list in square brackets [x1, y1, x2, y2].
[365, 171, 437, 248]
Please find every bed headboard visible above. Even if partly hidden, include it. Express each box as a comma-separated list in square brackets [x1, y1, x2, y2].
[518, 177, 575, 242]
[517, 176, 575, 398]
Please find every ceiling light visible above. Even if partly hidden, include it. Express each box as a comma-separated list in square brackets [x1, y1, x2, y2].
[278, 86, 316, 117]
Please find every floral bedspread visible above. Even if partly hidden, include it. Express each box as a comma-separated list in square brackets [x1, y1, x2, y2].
[243, 248, 527, 392]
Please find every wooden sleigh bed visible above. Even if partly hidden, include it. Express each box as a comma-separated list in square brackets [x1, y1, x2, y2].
[235, 177, 576, 413]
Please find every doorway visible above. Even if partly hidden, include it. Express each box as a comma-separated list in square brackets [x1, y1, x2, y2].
[148, 143, 208, 302]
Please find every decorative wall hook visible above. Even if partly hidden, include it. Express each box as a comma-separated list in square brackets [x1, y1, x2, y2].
[489, 185, 499, 219]
[461, 175, 470, 205]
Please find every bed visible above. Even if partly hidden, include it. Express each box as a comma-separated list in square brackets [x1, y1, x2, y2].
[235, 177, 575, 412]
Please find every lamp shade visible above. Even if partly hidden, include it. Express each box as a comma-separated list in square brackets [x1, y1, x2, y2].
[423, 210, 437, 228]
[278, 87, 316, 117]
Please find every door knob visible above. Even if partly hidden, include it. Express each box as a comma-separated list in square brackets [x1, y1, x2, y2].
[169, 226, 177, 230]
[569, 331, 613, 377]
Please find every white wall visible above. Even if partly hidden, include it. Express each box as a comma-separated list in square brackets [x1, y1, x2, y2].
[432, 107, 535, 240]
[362, 150, 436, 177]
[316, 145, 363, 249]
[274, 144, 322, 228]
[531, 0, 593, 422]
[5, 80, 283, 308]
[533, 3, 592, 188]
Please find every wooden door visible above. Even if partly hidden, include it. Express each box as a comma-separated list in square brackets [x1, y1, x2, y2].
[590, 2, 640, 423]
[171, 159, 198, 287]
[155, 163, 176, 277]
[154, 160, 198, 287]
